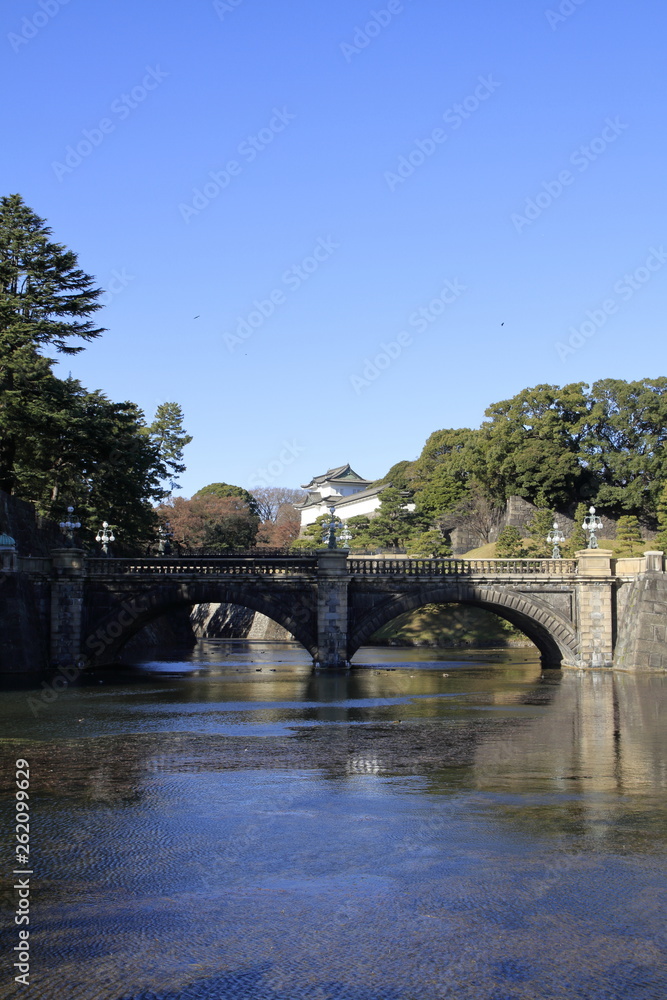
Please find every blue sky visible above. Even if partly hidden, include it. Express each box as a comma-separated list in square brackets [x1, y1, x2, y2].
[2, 0, 666, 496]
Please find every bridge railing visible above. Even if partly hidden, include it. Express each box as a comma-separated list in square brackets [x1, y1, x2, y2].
[85, 556, 319, 577]
[347, 557, 579, 576]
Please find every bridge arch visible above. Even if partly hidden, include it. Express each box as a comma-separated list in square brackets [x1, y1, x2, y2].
[83, 580, 318, 665]
[348, 583, 579, 668]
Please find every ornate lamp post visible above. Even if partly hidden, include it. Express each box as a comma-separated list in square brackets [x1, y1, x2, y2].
[157, 523, 173, 556]
[95, 521, 116, 556]
[339, 523, 352, 548]
[583, 506, 603, 549]
[547, 521, 565, 559]
[59, 506, 81, 546]
[323, 503, 340, 549]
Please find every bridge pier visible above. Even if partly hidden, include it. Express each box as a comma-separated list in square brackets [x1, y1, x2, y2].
[50, 548, 85, 668]
[562, 549, 615, 669]
[314, 550, 351, 670]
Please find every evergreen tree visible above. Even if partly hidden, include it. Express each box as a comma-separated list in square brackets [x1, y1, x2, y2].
[406, 529, 452, 557]
[362, 487, 427, 551]
[291, 513, 341, 550]
[563, 502, 588, 556]
[0, 194, 104, 494]
[526, 492, 556, 556]
[145, 402, 192, 494]
[13, 379, 166, 549]
[655, 484, 667, 552]
[414, 466, 468, 521]
[495, 526, 526, 558]
[615, 514, 643, 556]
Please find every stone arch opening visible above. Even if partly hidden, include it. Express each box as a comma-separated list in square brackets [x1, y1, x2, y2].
[348, 584, 579, 668]
[83, 581, 318, 666]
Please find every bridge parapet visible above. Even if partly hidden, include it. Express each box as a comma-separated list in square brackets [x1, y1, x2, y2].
[347, 557, 579, 576]
[85, 556, 319, 577]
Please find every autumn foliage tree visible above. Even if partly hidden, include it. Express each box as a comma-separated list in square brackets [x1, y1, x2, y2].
[158, 493, 259, 552]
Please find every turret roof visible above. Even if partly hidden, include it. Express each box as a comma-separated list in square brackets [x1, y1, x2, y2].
[301, 464, 373, 490]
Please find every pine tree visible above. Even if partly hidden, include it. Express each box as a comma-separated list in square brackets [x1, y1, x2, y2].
[496, 526, 526, 557]
[0, 194, 104, 493]
[616, 515, 643, 556]
[291, 513, 340, 550]
[655, 484, 667, 552]
[145, 402, 192, 494]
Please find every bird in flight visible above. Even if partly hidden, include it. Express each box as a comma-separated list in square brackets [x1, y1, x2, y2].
[194, 315, 200, 319]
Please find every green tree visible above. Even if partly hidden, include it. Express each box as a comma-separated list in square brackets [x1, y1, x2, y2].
[342, 514, 373, 550]
[414, 466, 468, 522]
[0, 194, 104, 494]
[145, 402, 192, 494]
[495, 526, 526, 558]
[12, 376, 166, 549]
[479, 383, 589, 506]
[406, 529, 452, 557]
[526, 492, 556, 557]
[372, 459, 417, 491]
[362, 487, 427, 551]
[583, 378, 667, 517]
[413, 427, 479, 480]
[615, 514, 643, 556]
[563, 502, 588, 556]
[291, 513, 340, 550]
[655, 484, 667, 552]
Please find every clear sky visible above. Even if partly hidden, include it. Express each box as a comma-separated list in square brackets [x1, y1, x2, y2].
[2, 0, 666, 496]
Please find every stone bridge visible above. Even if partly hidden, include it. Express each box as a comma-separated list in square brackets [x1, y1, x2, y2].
[17, 546, 667, 672]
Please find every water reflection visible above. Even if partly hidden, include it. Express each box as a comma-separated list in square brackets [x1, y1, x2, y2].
[0, 643, 666, 999]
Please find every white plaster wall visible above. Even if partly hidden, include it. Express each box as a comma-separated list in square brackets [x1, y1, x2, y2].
[300, 493, 382, 527]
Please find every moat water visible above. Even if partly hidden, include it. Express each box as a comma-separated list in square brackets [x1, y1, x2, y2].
[1, 641, 666, 999]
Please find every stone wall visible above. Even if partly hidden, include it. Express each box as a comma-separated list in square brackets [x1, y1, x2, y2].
[0, 574, 51, 673]
[614, 571, 667, 670]
[0, 491, 60, 672]
[450, 495, 655, 555]
[190, 603, 294, 641]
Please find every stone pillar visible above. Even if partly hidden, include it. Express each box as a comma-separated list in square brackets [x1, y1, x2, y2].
[315, 549, 350, 670]
[572, 549, 614, 668]
[50, 548, 85, 668]
[644, 550, 664, 573]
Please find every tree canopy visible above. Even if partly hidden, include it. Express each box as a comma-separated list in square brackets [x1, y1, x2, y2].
[0, 194, 191, 549]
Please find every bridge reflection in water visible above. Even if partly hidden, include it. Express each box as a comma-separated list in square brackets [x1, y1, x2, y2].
[3, 652, 666, 999]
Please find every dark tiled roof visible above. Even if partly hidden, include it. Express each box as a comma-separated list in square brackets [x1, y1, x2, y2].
[302, 464, 372, 489]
